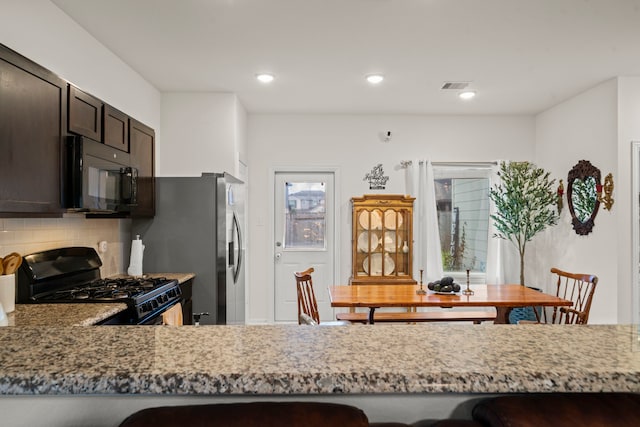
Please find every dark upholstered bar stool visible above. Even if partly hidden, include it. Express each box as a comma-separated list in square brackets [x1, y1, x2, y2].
[471, 393, 640, 427]
[118, 401, 411, 427]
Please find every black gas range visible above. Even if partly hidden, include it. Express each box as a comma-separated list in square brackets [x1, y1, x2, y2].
[16, 247, 182, 325]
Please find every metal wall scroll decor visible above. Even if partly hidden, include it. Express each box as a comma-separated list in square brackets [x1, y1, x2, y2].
[364, 164, 389, 190]
[598, 173, 614, 211]
[556, 179, 564, 214]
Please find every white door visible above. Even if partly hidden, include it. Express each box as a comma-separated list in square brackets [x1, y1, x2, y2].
[274, 172, 335, 323]
[633, 142, 640, 326]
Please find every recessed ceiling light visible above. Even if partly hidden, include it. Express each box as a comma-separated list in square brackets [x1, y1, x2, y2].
[366, 74, 384, 84]
[459, 91, 476, 100]
[256, 73, 275, 83]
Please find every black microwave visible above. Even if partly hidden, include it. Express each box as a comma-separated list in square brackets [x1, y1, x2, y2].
[63, 135, 137, 213]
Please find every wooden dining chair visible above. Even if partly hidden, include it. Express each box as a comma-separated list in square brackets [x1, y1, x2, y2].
[295, 267, 320, 324]
[295, 267, 348, 325]
[535, 267, 598, 325]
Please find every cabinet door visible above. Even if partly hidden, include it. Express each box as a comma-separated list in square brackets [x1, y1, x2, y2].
[103, 104, 129, 152]
[0, 45, 66, 215]
[129, 118, 155, 217]
[68, 84, 102, 141]
[180, 279, 193, 325]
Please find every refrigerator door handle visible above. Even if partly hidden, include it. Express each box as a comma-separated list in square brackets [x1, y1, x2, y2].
[231, 211, 242, 283]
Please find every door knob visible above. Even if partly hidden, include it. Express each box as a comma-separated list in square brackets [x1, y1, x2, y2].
[275, 252, 282, 260]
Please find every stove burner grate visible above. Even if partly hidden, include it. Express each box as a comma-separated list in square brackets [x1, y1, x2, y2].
[45, 277, 176, 302]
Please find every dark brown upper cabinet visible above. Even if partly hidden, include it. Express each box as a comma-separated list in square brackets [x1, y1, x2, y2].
[103, 104, 129, 152]
[129, 118, 155, 217]
[0, 44, 66, 216]
[68, 84, 102, 141]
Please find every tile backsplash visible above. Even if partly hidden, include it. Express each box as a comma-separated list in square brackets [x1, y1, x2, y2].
[0, 214, 131, 278]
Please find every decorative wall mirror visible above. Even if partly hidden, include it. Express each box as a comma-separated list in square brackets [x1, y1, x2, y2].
[567, 160, 601, 235]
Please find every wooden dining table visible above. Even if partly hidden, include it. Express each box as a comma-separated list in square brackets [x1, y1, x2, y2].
[328, 284, 573, 324]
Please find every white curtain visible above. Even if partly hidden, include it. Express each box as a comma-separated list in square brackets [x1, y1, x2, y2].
[406, 160, 444, 283]
[485, 161, 505, 284]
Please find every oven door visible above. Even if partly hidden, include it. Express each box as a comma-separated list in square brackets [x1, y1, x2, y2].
[137, 301, 182, 325]
[99, 306, 166, 325]
[138, 313, 165, 325]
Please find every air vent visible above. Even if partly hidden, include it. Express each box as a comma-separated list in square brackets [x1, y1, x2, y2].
[441, 82, 470, 90]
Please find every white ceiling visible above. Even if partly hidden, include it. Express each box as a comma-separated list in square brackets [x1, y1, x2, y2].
[52, 0, 640, 115]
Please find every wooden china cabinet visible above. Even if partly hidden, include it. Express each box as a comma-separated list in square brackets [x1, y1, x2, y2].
[350, 194, 416, 285]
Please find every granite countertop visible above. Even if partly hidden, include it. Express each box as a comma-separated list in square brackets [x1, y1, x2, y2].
[160, 273, 195, 284]
[1, 324, 639, 395]
[6, 303, 128, 326]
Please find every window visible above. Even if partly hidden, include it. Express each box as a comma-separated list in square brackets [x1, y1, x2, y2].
[284, 181, 326, 249]
[433, 166, 492, 281]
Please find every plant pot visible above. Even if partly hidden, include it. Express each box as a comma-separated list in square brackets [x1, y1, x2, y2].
[508, 286, 542, 324]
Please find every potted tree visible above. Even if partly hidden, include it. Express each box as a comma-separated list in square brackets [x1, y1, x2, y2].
[489, 161, 559, 287]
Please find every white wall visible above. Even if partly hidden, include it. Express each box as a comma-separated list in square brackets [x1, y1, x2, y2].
[617, 76, 640, 324]
[534, 79, 619, 324]
[234, 97, 249, 172]
[0, 0, 161, 136]
[159, 92, 246, 177]
[246, 114, 535, 323]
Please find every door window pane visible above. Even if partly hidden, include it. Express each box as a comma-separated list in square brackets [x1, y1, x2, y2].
[284, 181, 326, 249]
[434, 168, 490, 274]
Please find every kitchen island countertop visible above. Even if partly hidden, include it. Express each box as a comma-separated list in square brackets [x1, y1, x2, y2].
[1, 323, 639, 395]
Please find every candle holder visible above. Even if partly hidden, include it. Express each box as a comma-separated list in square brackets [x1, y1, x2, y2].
[462, 269, 474, 295]
[416, 269, 426, 295]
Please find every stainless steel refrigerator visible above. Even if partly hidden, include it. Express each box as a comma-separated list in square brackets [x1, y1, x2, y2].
[131, 173, 245, 325]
